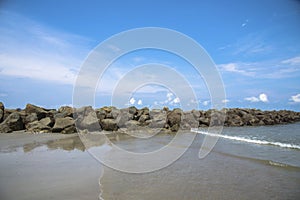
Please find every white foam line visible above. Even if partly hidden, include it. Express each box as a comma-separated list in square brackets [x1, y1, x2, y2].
[191, 128, 300, 150]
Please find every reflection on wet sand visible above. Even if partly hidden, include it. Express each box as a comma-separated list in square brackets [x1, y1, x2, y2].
[22, 132, 120, 153]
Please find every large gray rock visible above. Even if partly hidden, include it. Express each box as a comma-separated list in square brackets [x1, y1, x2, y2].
[148, 111, 166, 129]
[52, 117, 75, 133]
[74, 106, 101, 131]
[24, 113, 38, 127]
[100, 119, 118, 131]
[77, 111, 101, 131]
[167, 109, 182, 131]
[0, 112, 24, 133]
[116, 109, 134, 128]
[25, 104, 49, 120]
[124, 120, 141, 130]
[181, 111, 199, 129]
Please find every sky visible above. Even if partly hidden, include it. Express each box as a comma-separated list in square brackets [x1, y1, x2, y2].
[0, 0, 300, 111]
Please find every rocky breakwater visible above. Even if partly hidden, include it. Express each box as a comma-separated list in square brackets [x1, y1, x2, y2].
[0, 102, 300, 134]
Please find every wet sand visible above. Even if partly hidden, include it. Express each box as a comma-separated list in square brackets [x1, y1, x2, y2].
[0, 131, 299, 200]
[0, 132, 101, 200]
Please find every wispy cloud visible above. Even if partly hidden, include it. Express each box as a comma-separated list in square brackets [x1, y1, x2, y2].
[0, 93, 8, 97]
[218, 55, 300, 79]
[218, 63, 256, 77]
[232, 33, 273, 56]
[281, 56, 300, 65]
[0, 11, 93, 85]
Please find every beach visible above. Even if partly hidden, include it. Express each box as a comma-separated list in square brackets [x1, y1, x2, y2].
[1, 122, 299, 200]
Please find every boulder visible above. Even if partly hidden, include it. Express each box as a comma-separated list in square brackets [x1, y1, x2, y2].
[167, 108, 182, 130]
[128, 106, 138, 115]
[25, 104, 49, 120]
[0, 102, 4, 123]
[116, 109, 134, 128]
[58, 106, 74, 117]
[148, 112, 166, 129]
[138, 114, 150, 124]
[24, 113, 38, 127]
[226, 114, 244, 126]
[137, 107, 150, 119]
[199, 116, 210, 127]
[106, 107, 120, 119]
[26, 120, 51, 133]
[61, 126, 77, 134]
[124, 120, 141, 130]
[100, 119, 118, 131]
[77, 111, 101, 131]
[3, 109, 15, 121]
[148, 119, 166, 128]
[39, 117, 54, 127]
[74, 106, 101, 131]
[181, 111, 199, 129]
[0, 112, 24, 133]
[95, 108, 106, 120]
[209, 110, 225, 126]
[52, 117, 75, 133]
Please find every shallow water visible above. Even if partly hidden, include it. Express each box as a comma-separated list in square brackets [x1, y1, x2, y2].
[0, 123, 299, 200]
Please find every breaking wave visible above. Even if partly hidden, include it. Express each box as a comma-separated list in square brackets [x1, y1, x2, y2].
[191, 128, 300, 150]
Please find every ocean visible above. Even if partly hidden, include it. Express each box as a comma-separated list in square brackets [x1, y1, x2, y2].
[0, 123, 299, 200]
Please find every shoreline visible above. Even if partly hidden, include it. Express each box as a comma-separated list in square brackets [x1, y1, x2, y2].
[1, 102, 300, 134]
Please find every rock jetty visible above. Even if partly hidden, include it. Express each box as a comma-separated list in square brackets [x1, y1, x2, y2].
[0, 102, 300, 134]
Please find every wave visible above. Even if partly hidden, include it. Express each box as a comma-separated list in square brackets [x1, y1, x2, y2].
[191, 128, 300, 150]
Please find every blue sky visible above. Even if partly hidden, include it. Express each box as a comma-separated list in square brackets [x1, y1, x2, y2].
[0, 0, 300, 111]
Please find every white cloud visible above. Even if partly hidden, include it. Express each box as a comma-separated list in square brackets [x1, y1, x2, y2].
[290, 94, 300, 103]
[245, 93, 268, 103]
[129, 97, 135, 105]
[166, 92, 173, 101]
[172, 97, 180, 104]
[259, 93, 268, 102]
[137, 99, 143, 105]
[222, 99, 230, 103]
[203, 100, 210, 106]
[0, 12, 92, 85]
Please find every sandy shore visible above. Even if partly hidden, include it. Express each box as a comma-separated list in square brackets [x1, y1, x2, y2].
[0, 132, 102, 200]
